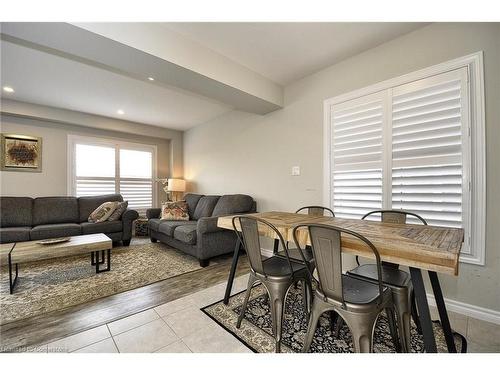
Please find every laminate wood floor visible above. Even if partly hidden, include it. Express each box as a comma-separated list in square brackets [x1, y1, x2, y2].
[0, 238, 250, 352]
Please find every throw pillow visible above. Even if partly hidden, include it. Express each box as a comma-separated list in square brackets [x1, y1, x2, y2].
[161, 201, 189, 221]
[88, 201, 120, 223]
[107, 201, 129, 221]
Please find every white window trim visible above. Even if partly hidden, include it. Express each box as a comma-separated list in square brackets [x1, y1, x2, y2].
[323, 52, 486, 266]
[67, 134, 158, 208]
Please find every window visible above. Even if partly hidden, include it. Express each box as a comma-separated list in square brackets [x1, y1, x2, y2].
[324, 53, 485, 265]
[68, 136, 156, 215]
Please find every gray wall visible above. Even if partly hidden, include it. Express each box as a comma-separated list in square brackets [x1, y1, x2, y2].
[0, 114, 174, 204]
[184, 23, 500, 311]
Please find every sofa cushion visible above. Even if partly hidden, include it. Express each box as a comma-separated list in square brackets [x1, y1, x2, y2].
[0, 227, 31, 243]
[78, 194, 123, 223]
[211, 194, 254, 216]
[158, 220, 198, 236]
[173, 224, 197, 245]
[81, 221, 122, 235]
[88, 201, 120, 223]
[183, 193, 204, 218]
[160, 201, 189, 221]
[192, 196, 220, 220]
[0, 197, 33, 227]
[33, 197, 79, 226]
[107, 201, 128, 221]
[148, 218, 162, 232]
[30, 223, 82, 240]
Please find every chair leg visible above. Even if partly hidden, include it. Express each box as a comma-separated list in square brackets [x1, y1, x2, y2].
[341, 310, 378, 353]
[267, 282, 289, 353]
[410, 289, 422, 334]
[393, 290, 411, 353]
[302, 278, 312, 316]
[334, 315, 345, 338]
[236, 274, 256, 329]
[385, 307, 401, 352]
[302, 298, 326, 353]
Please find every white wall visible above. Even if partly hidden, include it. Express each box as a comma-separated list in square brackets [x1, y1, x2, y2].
[0, 114, 173, 203]
[184, 23, 500, 312]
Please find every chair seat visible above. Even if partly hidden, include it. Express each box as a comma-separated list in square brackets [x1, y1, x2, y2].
[261, 256, 307, 277]
[276, 247, 313, 263]
[347, 264, 411, 287]
[341, 274, 389, 305]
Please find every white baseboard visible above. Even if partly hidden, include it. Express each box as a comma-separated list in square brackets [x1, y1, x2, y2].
[259, 248, 500, 326]
[426, 294, 500, 325]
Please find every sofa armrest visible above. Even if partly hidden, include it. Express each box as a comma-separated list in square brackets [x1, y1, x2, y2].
[121, 209, 139, 241]
[197, 216, 226, 235]
[146, 208, 161, 219]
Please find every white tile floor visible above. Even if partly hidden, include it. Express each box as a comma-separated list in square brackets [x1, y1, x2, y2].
[43, 273, 500, 353]
[45, 274, 253, 353]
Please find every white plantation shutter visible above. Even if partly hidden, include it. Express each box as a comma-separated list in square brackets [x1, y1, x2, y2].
[329, 67, 471, 255]
[331, 92, 385, 219]
[391, 68, 469, 233]
[119, 179, 153, 213]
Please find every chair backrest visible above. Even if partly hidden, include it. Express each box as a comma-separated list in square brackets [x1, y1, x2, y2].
[295, 206, 335, 217]
[292, 224, 384, 305]
[232, 216, 294, 277]
[361, 209, 427, 225]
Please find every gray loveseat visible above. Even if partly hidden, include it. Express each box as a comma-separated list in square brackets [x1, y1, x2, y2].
[147, 193, 256, 267]
[0, 194, 138, 245]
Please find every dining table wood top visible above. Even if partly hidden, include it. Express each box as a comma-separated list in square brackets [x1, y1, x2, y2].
[217, 211, 464, 276]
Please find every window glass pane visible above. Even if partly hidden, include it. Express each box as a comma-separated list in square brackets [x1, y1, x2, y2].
[76, 144, 115, 177]
[120, 149, 152, 178]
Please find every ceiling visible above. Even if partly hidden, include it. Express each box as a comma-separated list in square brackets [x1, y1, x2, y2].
[164, 23, 428, 85]
[0, 40, 232, 130]
[1, 22, 429, 130]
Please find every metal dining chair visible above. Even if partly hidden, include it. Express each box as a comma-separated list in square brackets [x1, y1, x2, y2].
[344, 209, 428, 352]
[293, 223, 398, 353]
[232, 216, 312, 353]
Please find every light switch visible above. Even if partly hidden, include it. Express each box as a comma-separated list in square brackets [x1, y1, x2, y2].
[292, 166, 300, 176]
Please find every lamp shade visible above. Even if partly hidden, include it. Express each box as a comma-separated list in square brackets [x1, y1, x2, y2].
[167, 178, 186, 192]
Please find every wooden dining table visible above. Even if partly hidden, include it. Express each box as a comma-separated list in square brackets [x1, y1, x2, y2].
[218, 211, 464, 353]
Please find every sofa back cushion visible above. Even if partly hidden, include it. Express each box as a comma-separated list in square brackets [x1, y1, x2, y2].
[183, 193, 204, 218]
[33, 197, 79, 226]
[78, 194, 123, 223]
[192, 195, 220, 220]
[0, 197, 33, 227]
[212, 194, 255, 216]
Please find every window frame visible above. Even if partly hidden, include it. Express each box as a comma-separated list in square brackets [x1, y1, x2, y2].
[323, 52, 486, 265]
[67, 134, 158, 212]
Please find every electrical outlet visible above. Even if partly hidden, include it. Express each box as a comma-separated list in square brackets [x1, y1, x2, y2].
[292, 166, 300, 176]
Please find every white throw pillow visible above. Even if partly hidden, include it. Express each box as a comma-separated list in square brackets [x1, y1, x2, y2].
[88, 201, 120, 223]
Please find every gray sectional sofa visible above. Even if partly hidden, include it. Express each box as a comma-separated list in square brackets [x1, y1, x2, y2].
[0, 194, 138, 245]
[147, 193, 256, 267]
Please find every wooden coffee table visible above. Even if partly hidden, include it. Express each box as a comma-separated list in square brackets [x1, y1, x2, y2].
[0, 233, 112, 294]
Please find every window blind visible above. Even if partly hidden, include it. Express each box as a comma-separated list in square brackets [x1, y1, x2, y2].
[331, 93, 385, 219]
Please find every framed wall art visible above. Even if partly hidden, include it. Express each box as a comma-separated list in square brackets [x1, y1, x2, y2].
[1, 134, 43, 172]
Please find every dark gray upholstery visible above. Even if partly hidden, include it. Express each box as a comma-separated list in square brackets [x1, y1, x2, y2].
[78, 194, 123, 223]
[159, 220, 197, 236]
[30, 223, 82, 240]
[149, 193, 256, 266]
[183, 193, 204, 218]
[192, 196, 220, 220]
[0, 194, 138, 244]
[0, 227, 31, 243]
[173, 224, 197, 245]
[211, 194, 254, 216]
[33, 197, 79, 226]
[81, 220, 122, 234]
[0, 197, 33, 227]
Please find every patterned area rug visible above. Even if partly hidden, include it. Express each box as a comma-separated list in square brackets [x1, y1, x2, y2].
[202, 283, 465, 353]
[1, 243, 204, 324]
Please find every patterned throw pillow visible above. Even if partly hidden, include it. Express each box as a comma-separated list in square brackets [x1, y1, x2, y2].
[88, 201, 120, 223]
[107, 201, 128, 221]
[161, 201, 189, 221]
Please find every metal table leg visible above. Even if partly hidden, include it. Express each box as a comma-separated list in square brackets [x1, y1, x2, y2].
[95, 249, 111, 273]
[223, 237, 243, 304]
[409, 267, 437, 353]
[8, 251, 19, 295]
[428, 271, 457, 353]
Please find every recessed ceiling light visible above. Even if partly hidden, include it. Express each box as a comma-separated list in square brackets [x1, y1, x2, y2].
[3, 86, 14, 93]
[147, 77, 155, 81]
[117, 109, 125, 115]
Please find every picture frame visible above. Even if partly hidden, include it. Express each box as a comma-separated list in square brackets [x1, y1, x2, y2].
[1, 133, 43, 172]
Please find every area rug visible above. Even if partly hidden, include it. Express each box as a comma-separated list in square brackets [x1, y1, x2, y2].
[0, 242, 205, 324]
[202, 283, 466, 353]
